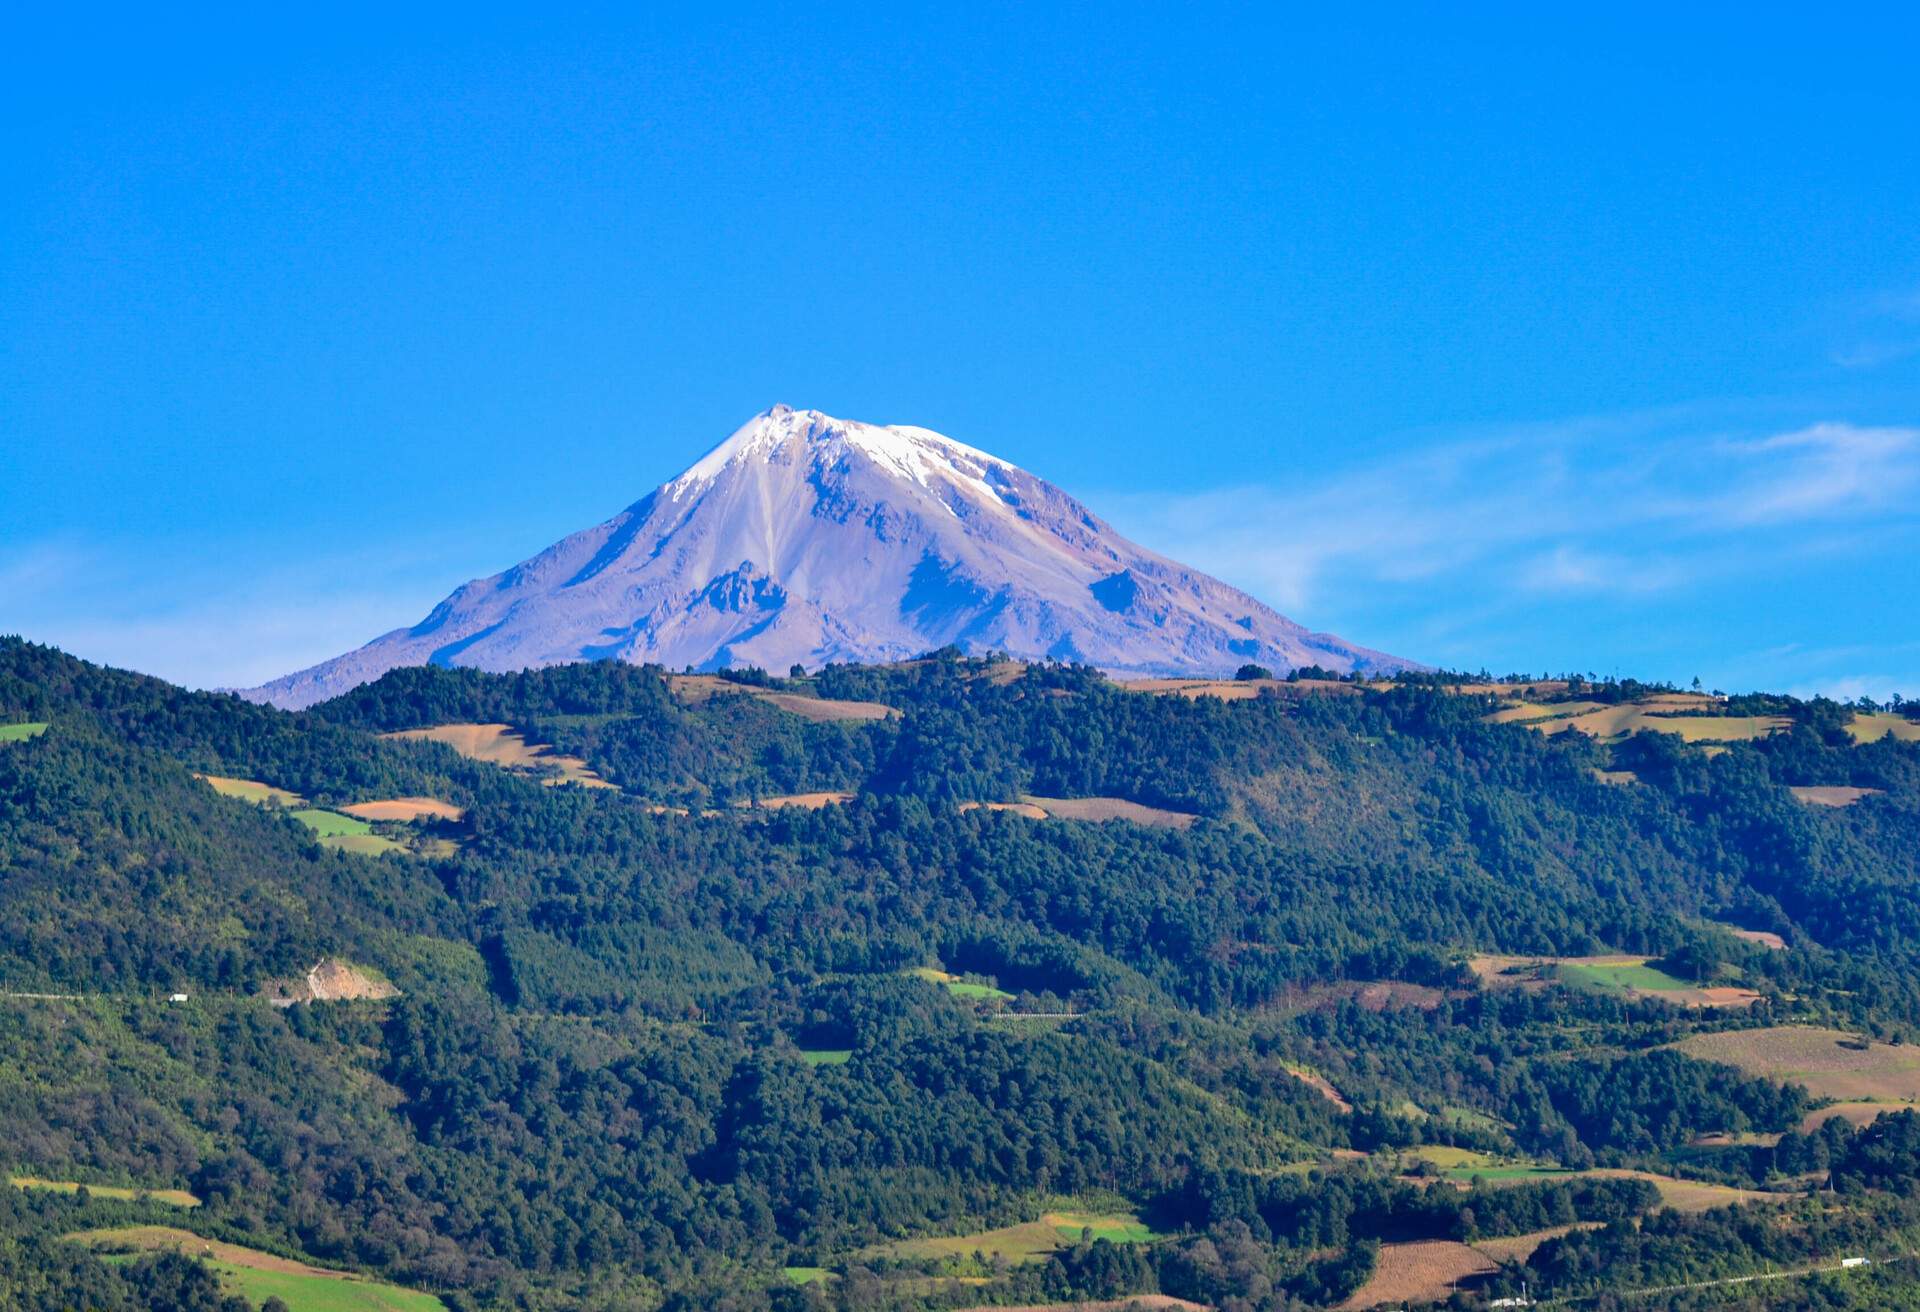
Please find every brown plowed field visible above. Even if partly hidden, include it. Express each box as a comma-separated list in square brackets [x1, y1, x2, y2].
[1339, 1239, 1496, 1308]
[1676, 1026, 1920, 1101]
[339, 797, 465, 823]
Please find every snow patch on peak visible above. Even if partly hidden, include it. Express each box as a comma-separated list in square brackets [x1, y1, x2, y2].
[665, 406, 1022, 510]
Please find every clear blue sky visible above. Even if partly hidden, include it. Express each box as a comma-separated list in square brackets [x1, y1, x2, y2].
[5, 6, 1918, 696]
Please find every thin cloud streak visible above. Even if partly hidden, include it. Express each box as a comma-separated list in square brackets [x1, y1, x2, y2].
[1100, 417, 1920, 694]
[1106, 420, 1920, 613]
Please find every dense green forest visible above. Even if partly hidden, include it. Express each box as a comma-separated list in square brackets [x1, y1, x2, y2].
[3, 637, 1920, 1310]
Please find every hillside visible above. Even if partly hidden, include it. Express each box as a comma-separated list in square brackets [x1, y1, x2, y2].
[5, 637, 1920, 1310]
[245, 407, 1412, 708]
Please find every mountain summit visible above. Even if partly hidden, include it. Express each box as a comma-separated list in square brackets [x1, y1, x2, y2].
[246, 406, 1412, 708]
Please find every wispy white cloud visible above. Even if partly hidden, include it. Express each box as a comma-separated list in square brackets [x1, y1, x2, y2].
[1829, 285, 1920, 370]
[1097, 415, 1920, 693]
[1831, 338, 1920, 370]
[1716, 423, 1920, 523]
[1104, 419, 1920, 614]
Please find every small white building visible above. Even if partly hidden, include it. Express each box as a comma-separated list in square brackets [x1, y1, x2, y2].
[1842, 1257, 1871, 1269]
[168, 993, 189, 1003]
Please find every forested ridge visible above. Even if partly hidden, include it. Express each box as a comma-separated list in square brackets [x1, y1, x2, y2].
[3, 636, 1920, 1310]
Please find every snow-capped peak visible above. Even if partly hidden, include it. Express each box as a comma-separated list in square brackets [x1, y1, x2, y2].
[244, 405, 1415, 708]
[666, 405, 1014, 504]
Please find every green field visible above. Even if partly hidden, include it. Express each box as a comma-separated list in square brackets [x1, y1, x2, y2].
[784, 1266, 834, 1285]
[291, 810, 405, 856]
[0, 722, 49, 742]
[1445, 1165, 1573, 1182]
[209, 1263, 446, 1312]
[906, 967, 1014, 1001]
[293, 809, 374, 837]
[798, 1048, 852, 1066]
[1556, 960, 1691, 993]
[76, 1227, 443, 1311]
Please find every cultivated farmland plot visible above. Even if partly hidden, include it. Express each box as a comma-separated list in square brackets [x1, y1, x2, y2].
[384, 722, 613, 788]
[72, 1226, 445, 1311]
[1677, 1026, 1920, 1103]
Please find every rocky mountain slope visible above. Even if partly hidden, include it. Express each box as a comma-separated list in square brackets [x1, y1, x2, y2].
[247, 405, 1411, 708]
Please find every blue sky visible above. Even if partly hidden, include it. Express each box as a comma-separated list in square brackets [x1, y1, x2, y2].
[4, 6, 1918, 695]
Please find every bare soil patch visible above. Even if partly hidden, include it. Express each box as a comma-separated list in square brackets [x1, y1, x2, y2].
[339, 797, 466, 823]
[1339, 1239, 1496, 1308]
[1286, 1067, 1353, 1113]
[757, 691, 897, 722]
[1269, 980, 1451, 1013]
[1788, 785, 1884, 807]
[748, 791, 854, 810]
[265, 959, 398, 1006]
[1675, 1026, 1920, 1102]
[1021, 795, 1197, 829]
[71, 1225, 351, 1277]
[1727, 928, 1787, 950]
[1800, 1101, 1918, 1133]
[667, 675, 896, 721]
[1585, 1169, 1775, 1212]
[385, 723, 612, 789]
[959, 800, 1051, 820]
